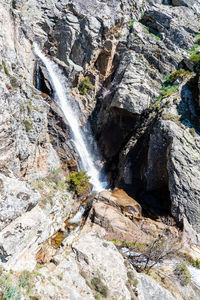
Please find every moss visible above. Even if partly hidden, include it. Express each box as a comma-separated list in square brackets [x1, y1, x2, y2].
[2, 286, 21, 300]
[127, 271, 138, 287]
[150, 33, 161, 40]
[153, 75, 179, 103]
[193, 258, 200, 269]
[162, 112, 181, 126]
[142, 28, 161, 40]
[169, 69, 192, 81]
[129, 19, 135, 30]
[57, 275, 63, 281]
[66, 171, 90, 196]
[161, 85, 179, 98]
[189, 127, 196, 137]
[189, 54, 200, 64]
[79, 77, 94, 95]
[19, 270, 33, 292]
[196, 38, 200, 45]
[27, 104, 31, 115]
[91, 277, 108, 297]
[174, 263, 191, 286]
[10, 76, 18, 88]
[51, 168, 62, 175]
[110, 239, 146, 251]
[23, 120, 32, 131]
[136, 56, 143, 61]
[2, 60, 9, 76]
[142, 28, 149, 34]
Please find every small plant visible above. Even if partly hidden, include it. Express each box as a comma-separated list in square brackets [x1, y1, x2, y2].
[122, 233, 181, 273]
[193, 258, 200, 268]
[129, 19, 135, 30]
[174, 262, 191, 286]
[79, 77, 94, 95]
[185, 42, 199, 55]
[127, 271, 138, 287]
[150, 33, 161, 40]
[19, 270, 32, 288]
[195, 34, 200, 45]
[2, 60, 9, 76]
[152, 69, 190, 104]
[57, 275, 63, 281]
[162, 112, 181, 126]
[110, 239, 145, 251]
[27, 104, 31, 114]
[23, 120, 32, 131]
[91, 277, 108, 297]
[10, 76, 18, 88]
[142, 28, 161, 40]
[169, 69, 192, 81]
[19, 270, 35, 295]
[51, 168, 61, 175]
[189, 127, 196, 137]
[2, 285, 21, 300]
[189, 54, 200, 65]
[66, 171, 90, 195]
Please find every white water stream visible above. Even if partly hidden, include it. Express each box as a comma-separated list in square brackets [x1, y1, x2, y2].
[188, 265, 200, 288]
[34, 44, 106, 192]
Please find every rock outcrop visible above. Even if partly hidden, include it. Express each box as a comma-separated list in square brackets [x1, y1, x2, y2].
[0, 0, 200, 299]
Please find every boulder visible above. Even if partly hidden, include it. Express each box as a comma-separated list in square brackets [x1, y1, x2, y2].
[86, 190, 179, 244]
[0, 174, 40, 230]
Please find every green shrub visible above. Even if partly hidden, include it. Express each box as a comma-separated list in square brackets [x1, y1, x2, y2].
[153, 84, 178, 103]
[66, 171, 90, 195]
[169, 69, 191, 81]
[189, 54, 200, 64]
[2, 285, 21, 300]
[19, 270, 32, 288]
[193, 258, 200, 268]
[152, 69, 191, 104]
[174, 263, 191, 286]
[79, 77, 94, 95]
[91, 277, 108, 297]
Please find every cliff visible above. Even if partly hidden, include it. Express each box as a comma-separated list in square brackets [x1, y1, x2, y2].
[0, 0, 200, 299]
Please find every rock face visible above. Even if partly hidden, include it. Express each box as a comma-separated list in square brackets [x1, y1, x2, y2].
[0, 174, 40, 231]
[0, 0, 200, 299]
[86, 190, 179, 244]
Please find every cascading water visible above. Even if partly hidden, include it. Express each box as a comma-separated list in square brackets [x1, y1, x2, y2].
[34, 44, 106, 192]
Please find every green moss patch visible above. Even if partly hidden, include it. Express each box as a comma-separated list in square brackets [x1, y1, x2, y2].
[174, 263, 191, 286]
[91, 277, 108, 297]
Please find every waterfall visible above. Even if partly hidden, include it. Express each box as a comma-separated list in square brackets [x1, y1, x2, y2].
[34, 44, 106, 192]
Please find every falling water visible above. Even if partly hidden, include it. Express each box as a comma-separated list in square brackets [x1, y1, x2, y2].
[34, 44, 106, 192]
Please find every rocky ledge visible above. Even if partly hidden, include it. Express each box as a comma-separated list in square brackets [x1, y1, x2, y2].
[0, 0, 200, 299]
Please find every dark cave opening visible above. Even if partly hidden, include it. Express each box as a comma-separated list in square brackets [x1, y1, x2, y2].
[34, 62, 53, 96]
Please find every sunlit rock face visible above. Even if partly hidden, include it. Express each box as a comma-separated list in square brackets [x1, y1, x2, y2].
[0, 0, 200, 299]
